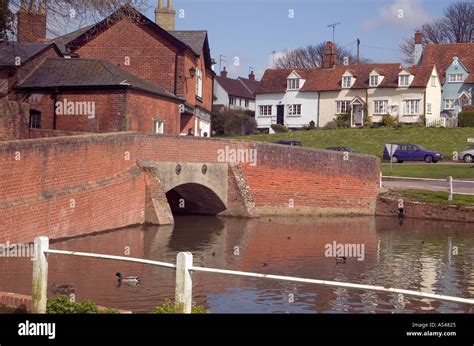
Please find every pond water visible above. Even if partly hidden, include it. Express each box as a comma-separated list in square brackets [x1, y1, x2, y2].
[1, 216, 473, 313]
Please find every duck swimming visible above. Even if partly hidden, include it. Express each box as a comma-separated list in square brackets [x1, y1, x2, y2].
[115, 272, 141, 283]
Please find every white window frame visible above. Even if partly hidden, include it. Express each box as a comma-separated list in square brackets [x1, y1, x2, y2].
[399, 75, 410, 87]
[373, 100, 388, 115]
[342, 76, 352, 88]
[444, 99, 455, 110]
[431, 76, 437, 87]
[153, 119, 164, 134]
[196, 67, 203, 98]
[448, 73, 463, 83]
[288, 104, 302, 116]
[259, 105, 273, 116]
[370, 75, 379, 87]
[427, 103, 432, 114]
[336, 101, 349, 114]
[403, 99, 420, 115]
[287, 78, 300, 90]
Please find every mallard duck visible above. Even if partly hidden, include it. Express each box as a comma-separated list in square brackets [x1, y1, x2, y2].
[115, 272, 140, 283]
[335, 256, 347, 264]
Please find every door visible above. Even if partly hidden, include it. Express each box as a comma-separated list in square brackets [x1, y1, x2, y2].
[396, 144, 408, 161]
[354, 105, 363, 126]
[276, 105, 285, 125]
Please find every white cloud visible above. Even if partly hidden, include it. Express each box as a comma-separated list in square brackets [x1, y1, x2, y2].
[362, 0, 431, 30]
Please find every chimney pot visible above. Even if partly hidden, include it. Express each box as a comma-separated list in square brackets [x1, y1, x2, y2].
[322, 41, 338, 69]
[248, 70, 255, 80]
[155, 0, 176, 31]
[221, 67, 228, 78]
[414, 30, 423, 44]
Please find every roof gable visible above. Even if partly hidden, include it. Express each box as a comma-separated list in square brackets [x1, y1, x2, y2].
[215, 75, 255, 99]
[0, 42, 62, 67]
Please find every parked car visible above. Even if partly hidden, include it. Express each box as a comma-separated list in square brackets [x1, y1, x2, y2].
[326, 146, 355, 153]
[383, 143, 443, 163]
[458, 145, 474, 163]
[273, 140, 302, 146]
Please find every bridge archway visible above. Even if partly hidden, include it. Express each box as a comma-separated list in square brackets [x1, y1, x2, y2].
[166, 183, 227, 215]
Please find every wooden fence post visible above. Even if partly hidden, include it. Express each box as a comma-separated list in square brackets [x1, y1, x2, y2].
[175, 252, 193, 313]
[32, 236, 49, 313]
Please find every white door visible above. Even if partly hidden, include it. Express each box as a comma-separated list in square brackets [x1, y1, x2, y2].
[354, 105, 363, 126]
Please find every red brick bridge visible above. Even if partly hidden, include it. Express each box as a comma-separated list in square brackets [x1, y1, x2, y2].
[0, 132, 380, 243]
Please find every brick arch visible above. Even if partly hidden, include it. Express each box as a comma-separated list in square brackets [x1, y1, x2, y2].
[165, 182, 227, 215]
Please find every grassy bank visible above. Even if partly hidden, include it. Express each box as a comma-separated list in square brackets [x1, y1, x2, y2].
[381, 163, 474, 179]
[234, 127, 474, 159]
[389, 190, 474, 206]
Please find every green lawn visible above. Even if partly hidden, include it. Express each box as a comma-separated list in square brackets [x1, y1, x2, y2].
[234, 127, 474, 159]
[389, 190, 474, 206]
[381, 163, 474, 179]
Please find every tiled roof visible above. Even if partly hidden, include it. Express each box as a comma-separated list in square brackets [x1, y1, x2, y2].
[256, 63, 435, 94]
[215, 75, 255, 99]
[17, 58, 181, 100]
[53, 25, 93, 55]
[421, 43, 474, 83]
[169, 30, 207, 56]
[0, 42, 55, 66]
[238, 77, 261, 95]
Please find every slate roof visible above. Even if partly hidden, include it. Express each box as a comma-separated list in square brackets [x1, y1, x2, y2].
[0, 42, 55, 67]
[169, 30, 207, 56]
[215, 75, 255, 99]
[421, 43, 474, 84]
[256, 63, 435, 94]
[17, 58, 182, 100]
[53, 25, 93, 55]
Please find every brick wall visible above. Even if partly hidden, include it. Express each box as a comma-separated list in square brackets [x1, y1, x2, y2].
[0, 133, 380, 243]
[0, 101, 30, 141]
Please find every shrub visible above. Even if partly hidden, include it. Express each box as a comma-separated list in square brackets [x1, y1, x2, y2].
[459, 111, 474, 127]
[46, 295, 119, 314]
[271, 124, 288, 133]
[211, 110, 257, 136]
[323, 120, 337, 130]
[309, 120, 316, 129]
[364, 116, 373, 127]
[382, 114, 398, 126]
[152, 299, 208, 314]
[334, 113, 350, 128]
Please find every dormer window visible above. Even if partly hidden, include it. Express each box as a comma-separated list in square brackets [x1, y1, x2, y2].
[370, 75, 379, 87]
[287, 78, 300, 90]
[399, 75, 410, 87]
[448, 73, 463, 83]
[342, 76, 352, 88]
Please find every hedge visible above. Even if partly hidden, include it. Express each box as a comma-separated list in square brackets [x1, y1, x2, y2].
[458, 111, 474, 127]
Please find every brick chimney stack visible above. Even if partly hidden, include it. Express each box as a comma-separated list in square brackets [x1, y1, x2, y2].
[322, 41, 337, 69]
[17, 0, 47, 43]
[414, 30, 423, 65]
[155, 0, 176, 31]
[220, 67, 228, 78]
[248, 70, 255, 81]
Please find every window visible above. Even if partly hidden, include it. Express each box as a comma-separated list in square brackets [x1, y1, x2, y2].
[342, 76, 352, 88]
[448, 73, 463, 83]
[373, 100, 388, 114]
[370, 75, 379, 87]
[229, 96, 236, 105]
[288, 104, 302, 116]
[29, 110, 41, 129]
[196, 67, 203, 98]
[259, 105, 272, 116]
[403, 99, 420, 115]
[444, 99, 455, 110]
[431, 76, 437, 87]
[399, 75, 410, 87]
[245, 99, 249, 108]
[287, 78, 300, 90]
[336, 101, 349, 114]
[153, 119, 164, 134]
[427, 103, 432, 114]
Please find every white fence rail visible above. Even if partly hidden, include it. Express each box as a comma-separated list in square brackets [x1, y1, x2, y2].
[32, 236, 474, 314]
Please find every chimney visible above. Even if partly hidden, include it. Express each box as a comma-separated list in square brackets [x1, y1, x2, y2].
[17, 0, 47, 43]
[155, 0, 176, 31]
[322, 41, 337, 69]
[414, 30, 423, 65]
[248, 70, 255, 81]
[220, 67, 228, 78]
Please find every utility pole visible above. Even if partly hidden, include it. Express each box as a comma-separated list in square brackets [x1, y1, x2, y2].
[327, 22, 341, 42]
[219, 54, 227, 74]
[356, 38, 360, 64]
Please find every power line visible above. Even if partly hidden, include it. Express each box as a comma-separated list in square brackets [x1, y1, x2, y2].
[360, 44, 400, 52]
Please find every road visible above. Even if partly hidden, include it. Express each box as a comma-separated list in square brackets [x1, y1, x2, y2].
[382, 177, 474, 194]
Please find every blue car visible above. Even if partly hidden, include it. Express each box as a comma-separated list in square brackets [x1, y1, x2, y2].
[383, 143, 443, 163]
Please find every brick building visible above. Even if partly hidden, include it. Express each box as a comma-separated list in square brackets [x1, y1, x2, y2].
[3, 0, 214, 137]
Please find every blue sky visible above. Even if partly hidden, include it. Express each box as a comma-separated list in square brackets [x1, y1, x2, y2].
[150, 0, 451, 78]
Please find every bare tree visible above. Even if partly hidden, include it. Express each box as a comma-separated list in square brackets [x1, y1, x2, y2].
[400, 1, 474, 64]
[275, 41, 369, 69]
[1, 0, 151, 41]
